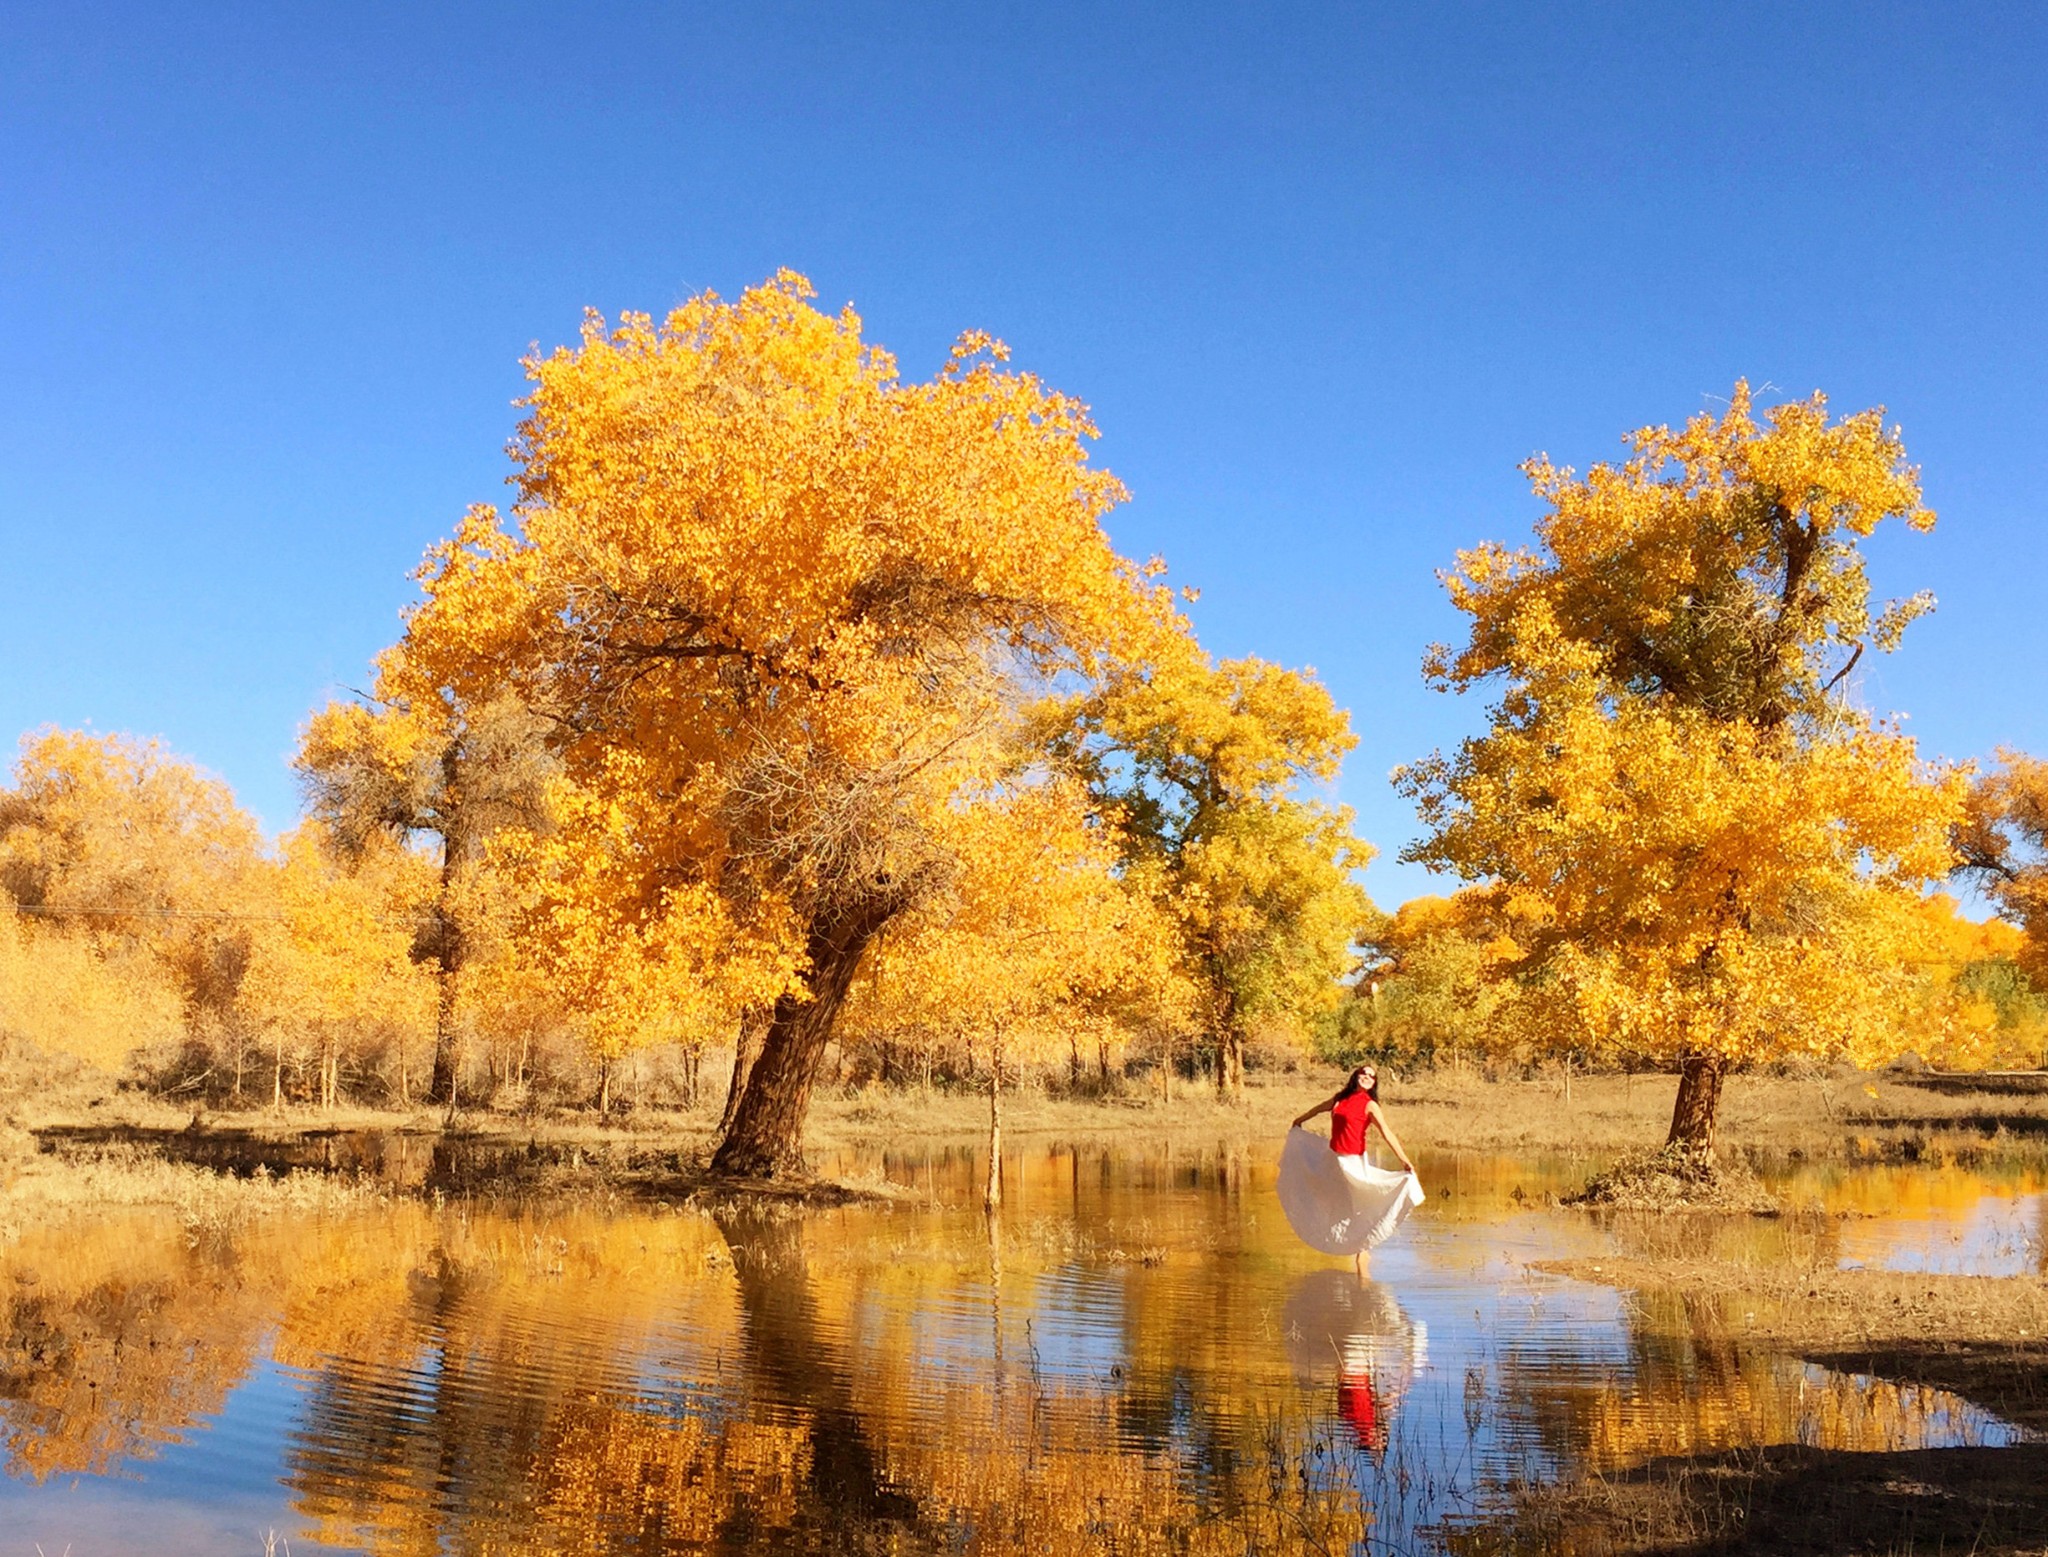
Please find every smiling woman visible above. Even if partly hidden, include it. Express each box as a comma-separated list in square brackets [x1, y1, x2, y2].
[1283, 1063, 1425, 1273]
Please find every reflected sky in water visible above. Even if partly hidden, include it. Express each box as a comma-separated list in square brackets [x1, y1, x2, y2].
[0, 1139, 2032, 1555]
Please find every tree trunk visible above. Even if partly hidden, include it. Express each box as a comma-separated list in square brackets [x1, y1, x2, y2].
[985, 1042, 1004, 1214]
[712, 907, 889, 1179]
[272, 1033, 284, 1109]
[597, 1057, 612, 1116]
[1666, 1053, 1729, 1149]
[424, 854, 464, 1107]
[719, 1007, 769, 1136]
[1215, 1026, 1244, 1098]
[427, 957, 461, 1106]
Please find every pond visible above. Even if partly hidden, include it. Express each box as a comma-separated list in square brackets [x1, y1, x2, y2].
[0, 1137, 2039, 1555]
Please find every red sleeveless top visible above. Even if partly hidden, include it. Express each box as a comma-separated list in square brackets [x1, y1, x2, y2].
[1330, 1091, 1372, 1156]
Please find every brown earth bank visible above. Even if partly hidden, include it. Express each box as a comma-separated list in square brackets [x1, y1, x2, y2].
[1459, 1442, 2048, 1557]
[1505, 1260, 2048, 1556]
[7, 1065, 2048, 1228]
[13, 1065, 2048, 1168]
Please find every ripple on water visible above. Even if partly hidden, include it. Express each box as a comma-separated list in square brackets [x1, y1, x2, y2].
[0, 1138, 2033, 1555]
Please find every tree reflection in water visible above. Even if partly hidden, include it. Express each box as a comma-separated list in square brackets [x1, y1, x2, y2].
[0, 1141, 2031, 1555]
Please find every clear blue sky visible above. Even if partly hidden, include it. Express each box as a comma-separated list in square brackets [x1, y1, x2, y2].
[4, 3, 2044, 906]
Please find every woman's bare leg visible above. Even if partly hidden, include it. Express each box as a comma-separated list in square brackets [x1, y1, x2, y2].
[1353, 1249, 1369, 1279]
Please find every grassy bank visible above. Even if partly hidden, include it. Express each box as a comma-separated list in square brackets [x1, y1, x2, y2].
[14, 1063, 2048, 1169]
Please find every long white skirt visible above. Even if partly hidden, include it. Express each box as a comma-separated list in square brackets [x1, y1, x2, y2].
[1277, 1127, 1425, 1256]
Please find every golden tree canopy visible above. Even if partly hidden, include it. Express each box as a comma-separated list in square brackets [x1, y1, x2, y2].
[1401, 385, 1965, 1144]
[1054, 648, 1372, 1086]
[1432, 381, 1935, 727]
[375, 272, 1185, 1171]
[1956, 749, 2048, 985]
[393, 272, 1172, 911]
[0, 729, 270, 1032]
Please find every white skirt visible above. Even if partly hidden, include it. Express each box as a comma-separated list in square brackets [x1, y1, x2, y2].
[1277, 1126, 1425, 1256]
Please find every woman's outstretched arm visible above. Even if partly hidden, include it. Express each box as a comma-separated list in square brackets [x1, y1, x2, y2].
[1367, 1104, 1417, 1174]
[1291, 1092, 1342, 1129]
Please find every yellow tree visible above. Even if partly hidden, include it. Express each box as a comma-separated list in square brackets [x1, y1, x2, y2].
[845, 776, 1189, 1209]
[0, 912, 183, 1075]
[1327, 890, 1520, 1068]
[1053, 650, 1371, 1095]
[1956, 749, 2048, 984]
[386, 273, 1176, 1177]
[1894, 893, 2046, 1072]
[0, 729, 269, 1071]
[488, 758, 800, 1111]
[240, 826, 434, 1107]
[1400, 384, 1966, 1148]
[298, 687, 554, 1104]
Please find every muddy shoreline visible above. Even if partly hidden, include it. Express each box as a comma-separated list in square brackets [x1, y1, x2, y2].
[1515, 1257, 2048, 1554]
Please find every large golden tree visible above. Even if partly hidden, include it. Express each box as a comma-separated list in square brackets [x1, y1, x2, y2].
[1400, 384, 1966, 1148]
[387, 273, 1175, 1176]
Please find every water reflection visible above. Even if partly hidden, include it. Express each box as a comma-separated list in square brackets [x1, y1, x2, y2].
[1281, 1272, 1427, 1454]
[0, 1139, 2031, 1555]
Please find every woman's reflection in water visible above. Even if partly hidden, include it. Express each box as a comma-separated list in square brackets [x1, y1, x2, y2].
[1282, 1269, 1427, 1458]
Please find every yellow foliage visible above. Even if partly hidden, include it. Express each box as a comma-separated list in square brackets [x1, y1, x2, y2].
[846, 776, 1191, 1072]
[1958, 748, 2048, 986]
[1054, 647, 1372, 1083]
[489, 759, 801, 1070]
[1328, 889, 1517, 1065]
[1898, 894, 2048, 1072]
[1431, 380, 1935, 723]
[1401, 386, 1967, 1131]
[239, 827, 435, 1104]
[0, 729, 268, 1073]
[0, 914, 182, 1071]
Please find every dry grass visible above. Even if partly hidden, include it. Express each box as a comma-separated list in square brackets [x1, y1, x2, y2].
[1536, 1256, 2048, 1353]
[1560, 1143, 1781, 1213]
[12, 1063, 2048, 1153]
[0, 1132, 380, 1245]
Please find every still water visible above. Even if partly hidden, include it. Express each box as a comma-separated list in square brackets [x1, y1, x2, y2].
[0, 1139, 2038, 1555]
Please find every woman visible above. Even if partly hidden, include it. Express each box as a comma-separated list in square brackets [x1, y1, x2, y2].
[1284, 1064, 1422, 1275]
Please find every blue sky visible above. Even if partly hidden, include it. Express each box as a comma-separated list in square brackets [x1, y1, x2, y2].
[3, 3, 2043, 906]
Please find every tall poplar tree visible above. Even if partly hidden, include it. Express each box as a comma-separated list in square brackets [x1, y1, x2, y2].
[1400, 384, 1965, 1149]
[1056, 650, 1371, 1095]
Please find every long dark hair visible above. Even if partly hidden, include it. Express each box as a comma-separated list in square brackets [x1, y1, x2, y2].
[1337, 1065, 1379, 1103]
